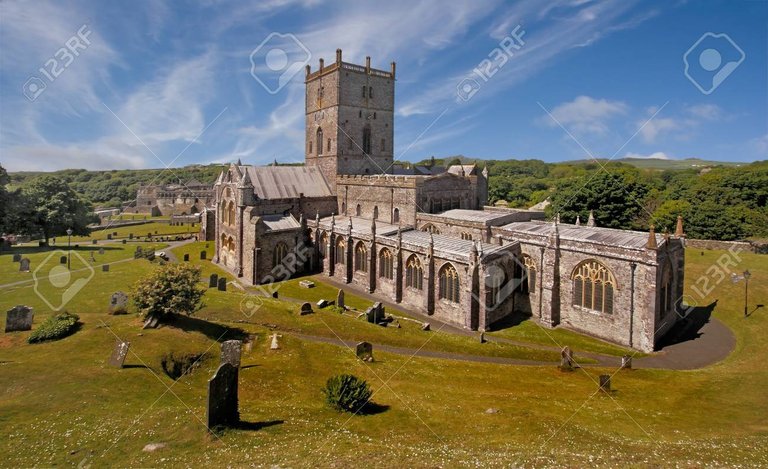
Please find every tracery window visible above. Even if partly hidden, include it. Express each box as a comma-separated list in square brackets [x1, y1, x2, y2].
[572, 260, 616, 314]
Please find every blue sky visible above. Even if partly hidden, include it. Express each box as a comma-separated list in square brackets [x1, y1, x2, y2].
[0, 0, 766, 172]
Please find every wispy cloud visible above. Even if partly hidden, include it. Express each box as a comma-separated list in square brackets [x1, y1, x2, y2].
[541, 96, 627, 134]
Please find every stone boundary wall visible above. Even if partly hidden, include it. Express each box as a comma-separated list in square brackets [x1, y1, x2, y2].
[686, 238, 768, 254]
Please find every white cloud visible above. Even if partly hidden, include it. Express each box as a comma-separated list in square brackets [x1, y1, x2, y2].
[622, 151, 672, 160]
[638, 116, 680, 143]
[686, 104, 722, 120]
[542, 96, 627, 134]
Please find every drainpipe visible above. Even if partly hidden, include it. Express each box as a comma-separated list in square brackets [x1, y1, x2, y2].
[629, 262, 636, 348]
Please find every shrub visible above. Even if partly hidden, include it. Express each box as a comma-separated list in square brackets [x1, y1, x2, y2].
[323, 374, 372, 413]
[28, 312, 80, 344]
[132, 263, 205, 321]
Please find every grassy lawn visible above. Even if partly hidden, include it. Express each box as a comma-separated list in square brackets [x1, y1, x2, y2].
[0, 247, 765, 467]
[68, 221, 196, 242]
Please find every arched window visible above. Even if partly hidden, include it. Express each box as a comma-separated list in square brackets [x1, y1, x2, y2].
[438, 263, 460, 303]
[488, 266, 505, 307]
[378, 248, 393, 279]
[227, 236, 235, 251]
[392, 208, 400, 224]
[514, 255, 537, 294]
[421, 223, 440, 234]
[361, 85, 366, 98]
[405, 255, 423, 290]
[354, 242, 368, 272]
[369, 87, 373, 98]
[461, 232, 472, 240]
[225, 187, 232, 198]
[572, 260, 616, 314]
[362, 126, 371, 154]
[273, 242, 289, 268]
[319, 232, 328, 258]
[327, 138, 331, 152]
[227, 201, 236, 226]
[335, 238, 345, 265]
[316, 127, 323, 155]
[659, 260, 673, 318]
[373, 206, 379, 220]
[220, 233, 227, 250]
[355, 204, 362, 216]
[380, 138, 385, 152]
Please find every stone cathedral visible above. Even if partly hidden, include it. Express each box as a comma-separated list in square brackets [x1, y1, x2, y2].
[202, 50, 686, 353]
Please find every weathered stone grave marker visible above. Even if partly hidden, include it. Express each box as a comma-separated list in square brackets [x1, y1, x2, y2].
[560, 346, 574, 370]
[121, 239, 127, 245]
[220, 340, 242, 368]
[336, 289, 345, 309]
[107, 234, 112, 240]
[217, 278, 227, 291]
[421, 322, 431, 331]
[109, 291, 128, 314]
[107, 340, 130, 368]
[19, 258, 30, 272]
[300, 302, 313, 315]
[200, 251, 206, 260]
[209, 273, 218, 288]
[102, 264, 110, 272]
[5, 305, 33, 332]
[206, 363, 239, 430]
[12, 253, 21, 262]
[356, 341, 374, 362]
[599, 374, 611, 392]
[270, 333, 282, 350]
[98, 247, 105, 255]
[92, 239, 98, 245]
[299, 280, 315, 288]
[183, 254, 189, 262]
[60, 255, 67, 264]
[365, 302, 385, 324]
[316, 299, 328, 308]
[621, 355, 632, 370]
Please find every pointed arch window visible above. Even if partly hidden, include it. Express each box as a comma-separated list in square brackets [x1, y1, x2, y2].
[659, 260, 674, 318]
[273, 242, 289, 268]
[319, 232, 328, 258]
[335, 238, 345, 265]
[438, 263, 460, 303]
[373, 206, 379, 220]
[421, 223, 440, 234]
[392, 208, 400, 224]
[405, 255, 423, 290]
[572, 260, 616, 314]
[316, 127, 323, 155]
[355, 204, 362, 216]
[227, 201, 236, 226]
[378, 248, 393, 279]
[362, 126, 371, 154]
[354, 242, 368, 272]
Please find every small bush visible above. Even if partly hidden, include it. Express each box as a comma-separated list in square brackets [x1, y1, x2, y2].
[28, 312, 80, 344]
[323, 374, 372, 413]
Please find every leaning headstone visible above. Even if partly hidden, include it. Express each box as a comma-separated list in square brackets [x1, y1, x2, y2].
[60, 255, 67, 264]
[19, 258, 30, 272]
[142, 315, 159, 329]
[599, 374, 611, 392]
[421, 322, 431, 331]
[102, 264, 110, 272]
[356, 341, 373, 362]
[217, 278, 227, 291]
[92, 239, 98, 245]
[316, 299, 328, 308]
[98, 247, 105, 255]
[200, 251, 207, 260]
[107, 340, 130, 368]
[209, 273, 218, 288]
[206, 363, 239, 430]
[220, 340, 242, 368]
[621, 355, 632, 370]
[183, 254, 189, 262]
[122, 239, 127, 245]
[300, 302, 313, 315]
[561, 346, 574, 367]
[12, 253, 21, 262]
[109, 291, 129, 314]
[336, 289, 345, 309]
[5, 305, 33, 332]
[299, 280, 315, 288]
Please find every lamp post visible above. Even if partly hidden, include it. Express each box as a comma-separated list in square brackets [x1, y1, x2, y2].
[66, 228, 73, 270]
[743, 270, 751, 318]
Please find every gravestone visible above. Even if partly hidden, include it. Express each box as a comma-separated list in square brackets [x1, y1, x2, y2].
[129, 233, 133, 240]
[217, 278, 227, 291]
[300, 302, 313, 315]
[209, 273, 218, 288]
[60, 255, 67, 264]
[365, 302, 384, 324]
[356, 341, 373, 362]
[107, 234, 112, 240]
[599, 374, 611, 392]
[560, 346, 574, 370]
[19, 258, 30, 272]
[421, 322, 431, 331]
[102, 264, 110, 272]
[92, 239, 98, 245]
[143, 315, 159, 329]
[299, 280, 315, 288]
[479, 332, 486, 343]
[99, 248, 105, 255]
[12, 253, 21, 262]
[122, 239, 127, 245]
[113, 232, 118, 236]
[183, 254, 189, 262]
[5, 305, 33, 332]
[107, 340, 130, 368]
[109, 291, 129, 314]
[316, 299, 328, 308]
[206, 363, 239, 430]
[621, 355, 632, 370]
[200, 251, 207, 260]
[272, 291, 278, 299]
[336, 289, 345, 309]
[270, 333, 282, 350]
[220, 340, 242, 368]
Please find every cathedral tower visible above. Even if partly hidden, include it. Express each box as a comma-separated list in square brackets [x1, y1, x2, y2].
[305, 49, 395, 190]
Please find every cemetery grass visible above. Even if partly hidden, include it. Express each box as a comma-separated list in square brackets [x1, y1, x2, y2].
[69, 221, 195, 242]
[0, 248, 765, 466]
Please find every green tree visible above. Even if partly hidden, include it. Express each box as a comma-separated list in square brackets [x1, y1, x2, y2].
[132, 263, 205, 322]
[16, 175, 92, 244]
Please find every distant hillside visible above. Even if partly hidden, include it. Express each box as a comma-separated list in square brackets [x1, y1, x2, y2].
[568, 157, 745, 170]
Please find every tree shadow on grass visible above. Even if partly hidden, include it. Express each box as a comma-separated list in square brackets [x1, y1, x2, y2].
[655, 301, 717, 350]
[164, 314, 248, 342]
[358, 402, 390, 415]
[486, 311, 532, 331]
[233, 419, 284, 431]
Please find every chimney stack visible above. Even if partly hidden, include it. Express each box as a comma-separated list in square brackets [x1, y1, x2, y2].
[319, 58, 324, 71]
[365, 56, 371, 73]
[336, 48, 342, 64]
[391, 61, 396, 78]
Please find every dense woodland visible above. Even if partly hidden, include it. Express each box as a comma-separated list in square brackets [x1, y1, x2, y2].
[2, 158, 767, 241]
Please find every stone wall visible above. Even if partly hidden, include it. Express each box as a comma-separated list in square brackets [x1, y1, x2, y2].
[686, 238, 767, 254]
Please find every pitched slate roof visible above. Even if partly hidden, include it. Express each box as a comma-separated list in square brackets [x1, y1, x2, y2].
[500, 220, 663, 250]
[242, 166, 333, 199]
[260, 214, 301, 232]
